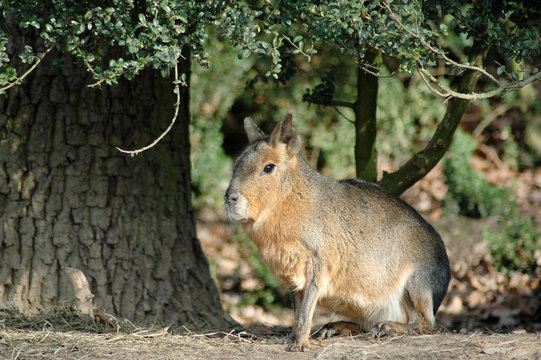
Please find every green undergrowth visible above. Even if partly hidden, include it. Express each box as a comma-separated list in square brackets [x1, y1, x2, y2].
[444, 130, 540, 274]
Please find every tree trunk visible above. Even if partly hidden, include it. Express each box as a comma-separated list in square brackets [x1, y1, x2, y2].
[0, 34, 229, 329]
[353, 50, 380, 182]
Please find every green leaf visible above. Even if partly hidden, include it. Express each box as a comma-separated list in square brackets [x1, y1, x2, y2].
[138, 13, 147, 25]
[238, 48, 251, 60]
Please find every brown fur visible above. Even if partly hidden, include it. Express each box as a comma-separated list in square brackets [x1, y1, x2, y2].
[225, 114, 451, 351]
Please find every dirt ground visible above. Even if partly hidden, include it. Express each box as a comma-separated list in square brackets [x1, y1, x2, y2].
[1, 326, 540, 360]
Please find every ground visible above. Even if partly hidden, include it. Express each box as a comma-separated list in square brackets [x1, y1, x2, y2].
[1, 326, 540, 359]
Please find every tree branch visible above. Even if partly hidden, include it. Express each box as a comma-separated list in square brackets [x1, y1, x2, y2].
[378, 41, 486, 196]
[329, 99, 355, 108]
[303, 97, 355, 108]
[115, 65, 182, 155]
[332, 106, 354, 123]
[83, 57, 107, 89]
[355, 60, 395, 79]
[472, 102, 512, 137]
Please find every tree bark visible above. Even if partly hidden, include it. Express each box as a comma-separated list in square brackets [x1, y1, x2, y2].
[353, 50, 380, 182]
[0, 34, 229, 329]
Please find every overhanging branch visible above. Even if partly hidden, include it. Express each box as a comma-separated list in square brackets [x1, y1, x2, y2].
[378, 42, 486, 196]
[382, 1, 541, 100]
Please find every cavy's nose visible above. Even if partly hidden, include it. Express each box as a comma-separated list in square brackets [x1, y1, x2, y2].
[225, 190, 239, 204]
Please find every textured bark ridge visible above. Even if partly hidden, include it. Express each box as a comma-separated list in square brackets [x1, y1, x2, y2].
[0, 36, 228, 329]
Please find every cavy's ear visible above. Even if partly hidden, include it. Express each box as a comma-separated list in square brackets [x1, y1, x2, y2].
[270, 113, 302, 157]
[244, 117, 265, 144]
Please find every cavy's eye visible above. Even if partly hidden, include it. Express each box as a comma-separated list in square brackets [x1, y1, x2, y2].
[261, 164, 276, 175]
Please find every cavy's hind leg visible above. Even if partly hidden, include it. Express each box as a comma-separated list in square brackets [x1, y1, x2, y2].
[371, 285, 436, 338]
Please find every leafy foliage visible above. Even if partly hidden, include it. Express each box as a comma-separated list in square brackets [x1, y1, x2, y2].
[3, 1, 540, 93]
[431, 1, 541, 64]
[2, 1, 234, 87]
[302, 71, 337, 105]
[229, 1, 541, 89]
[190, 116, 233, 211]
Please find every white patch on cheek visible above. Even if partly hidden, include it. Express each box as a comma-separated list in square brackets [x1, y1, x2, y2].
[237, 196, 249, 217]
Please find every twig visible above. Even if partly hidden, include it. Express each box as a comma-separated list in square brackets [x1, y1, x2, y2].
[132, 325, 171, 338]
[115, 65, 182, 155]
[472, 102, 512, 137]
[83, 57, 106, 89]
[304, 97, 355, 109]
[477, 143, 512, 174]
[314, 343, 339, 359]
[0, 48, 52, 94]
[460, 331, 481, 342]
[365, 334, 405, 347]
[282, 35, 311, 58]
[356, 60, 395, 79]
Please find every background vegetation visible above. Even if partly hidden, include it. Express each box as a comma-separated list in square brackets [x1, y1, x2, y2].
[2, 0, 540, 331]
[190, 30, 540, 325]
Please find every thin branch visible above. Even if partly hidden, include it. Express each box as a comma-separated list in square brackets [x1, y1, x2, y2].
[382, 1, 499, 85]
[304, 97, 355, 108]
[282, 35, 311, 58]
[383, 1, 541, 100]
[115, 65, 181, 156]
[83, 57, 106, 88]
[83, 52, 153, 89]
[355, 60, 395, 79]
[418, 66, 541, 101]
[333, 106, 354, 124]
[417, 67, 449, 99]
[0, 48, 52, 94]
[472, 102, 512, 137]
